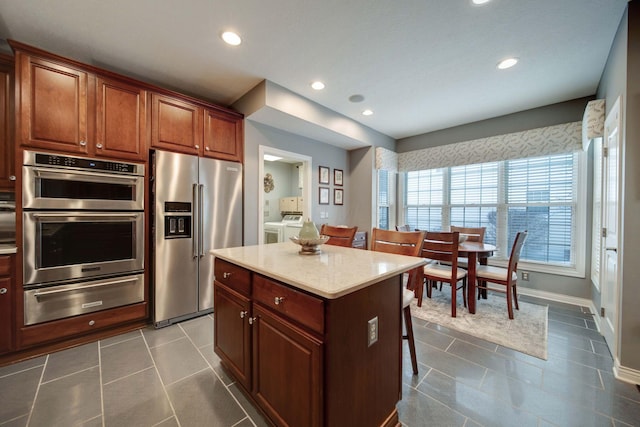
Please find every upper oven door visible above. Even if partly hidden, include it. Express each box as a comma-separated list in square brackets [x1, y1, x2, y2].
[22, 166, 144, 211]
[23, 211, 144, 286]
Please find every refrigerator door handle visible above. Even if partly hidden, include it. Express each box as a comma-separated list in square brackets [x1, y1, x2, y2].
[199, 184, 205, 257]
[192, 183, 199, 258]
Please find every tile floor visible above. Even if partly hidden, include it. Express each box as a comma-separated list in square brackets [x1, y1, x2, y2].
[1, 295, 639, 427]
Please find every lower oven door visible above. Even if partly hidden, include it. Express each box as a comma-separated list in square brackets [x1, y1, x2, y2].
[24, 273, 144, 325]
[23, 211, 144, 285]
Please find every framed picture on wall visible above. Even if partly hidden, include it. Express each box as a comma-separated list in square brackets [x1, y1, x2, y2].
[319, 187, 330, 205]
[334, 169, 343, 186]
[319, 166, 330, 184]
[334, 188, 343, 205]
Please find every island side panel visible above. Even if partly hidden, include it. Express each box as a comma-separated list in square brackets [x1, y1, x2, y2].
[324, 275, 402, 427]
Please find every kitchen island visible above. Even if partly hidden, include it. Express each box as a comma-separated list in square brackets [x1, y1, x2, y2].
[211, 241, 426, 427]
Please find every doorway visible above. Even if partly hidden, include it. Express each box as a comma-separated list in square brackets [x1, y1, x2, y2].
[601, 96, 622, 355]
[258, 146, 312, 244]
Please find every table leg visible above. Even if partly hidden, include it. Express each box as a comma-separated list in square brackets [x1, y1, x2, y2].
[479, 257, 488, 299]
[467, 253, 477, 314]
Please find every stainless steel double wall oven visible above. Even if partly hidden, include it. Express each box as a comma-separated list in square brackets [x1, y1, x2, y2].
[22, 151, 145, 325]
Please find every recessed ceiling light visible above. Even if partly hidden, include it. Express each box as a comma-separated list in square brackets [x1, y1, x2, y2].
[311, 81, 325, 90]
[221, 31, 242, 46]
[497, 57, 518, 69]
[362, 109, 373, 116]
[349, 94, 365, 103]
[472, 0, 491, 4]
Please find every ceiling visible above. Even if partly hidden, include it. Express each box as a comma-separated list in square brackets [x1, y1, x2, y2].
[0, 0, 629, 141]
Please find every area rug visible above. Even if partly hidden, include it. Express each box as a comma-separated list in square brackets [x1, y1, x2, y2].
[410, 289, 548, 360]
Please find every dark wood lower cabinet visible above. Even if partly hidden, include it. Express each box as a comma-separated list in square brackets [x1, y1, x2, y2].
[214, 257, 402, 427]
[252, 304, 322, 427]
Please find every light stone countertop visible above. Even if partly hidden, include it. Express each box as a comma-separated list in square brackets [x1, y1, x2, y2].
[0, 244, 17, 255]
[211, 241, 426, 299]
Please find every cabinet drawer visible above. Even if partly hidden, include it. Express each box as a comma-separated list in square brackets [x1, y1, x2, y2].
[0, 255, 11, 276]
[254, 275, 324, 335]
[214, 259, 250, 296]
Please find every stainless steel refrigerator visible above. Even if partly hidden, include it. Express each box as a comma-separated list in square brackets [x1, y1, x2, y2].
[152, 150, 243, 327]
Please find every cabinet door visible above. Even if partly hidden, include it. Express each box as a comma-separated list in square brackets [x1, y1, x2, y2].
[150, 93, 202, 155]
[0, 57, 14, 190]
[0, 277, 11, 354]
[252, 304, 322, 427]
[203, 109, 243, 162]
[17, 53, 90, 154]
[95, 76, 147, 161]
[0, 255, 13, 354]
[214, 283, 251, 389]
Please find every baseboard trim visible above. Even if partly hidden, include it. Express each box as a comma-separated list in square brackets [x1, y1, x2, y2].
[517, 288, 640, 385]
[517, 287, 593, 310]
[614, 360, 640, 385]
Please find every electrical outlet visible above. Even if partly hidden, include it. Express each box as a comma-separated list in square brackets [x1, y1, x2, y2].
[522, 271, 530, 281]
[367, 317, 378, 347]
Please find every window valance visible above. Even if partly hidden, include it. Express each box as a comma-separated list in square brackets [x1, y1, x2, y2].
[398, 121, 582, 172]
[375, 147, 398, 172]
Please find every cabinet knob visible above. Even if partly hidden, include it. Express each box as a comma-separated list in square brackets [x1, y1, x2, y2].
[205, 146, 210, 151]
[0, 288, 7, 294]
[80, 140, 87, 147]
[194, 144, 200, 149]
[96, 143, 103, 149]
[240, 310, 247, 318]
[223, 272, 232, 279]
[248, 317, 257, 325]
[89, 320, 95, 326]
[274, 296, 285, 305]
[8, 175, 16, 181]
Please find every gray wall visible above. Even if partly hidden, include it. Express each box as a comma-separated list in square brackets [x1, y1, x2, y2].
[244, 120, 350, 245]
[597, 2, 640, 373]
[396, 98, 594, 299]
[348, 147, 377, 247]
[398, 97, 593, 152]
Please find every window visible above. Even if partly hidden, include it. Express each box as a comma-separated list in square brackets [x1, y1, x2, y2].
[403, 152, 586, 276]
[377, 169, 390, 229]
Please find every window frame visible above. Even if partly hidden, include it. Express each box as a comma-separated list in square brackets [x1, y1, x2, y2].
[398, 151, 587, 278]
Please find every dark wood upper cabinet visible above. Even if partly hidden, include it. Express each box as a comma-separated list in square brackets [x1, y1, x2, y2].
[96, 76, 147, 161]
[152, 93, 243, 162]
[0, 54, 15, 190]
[16, 52, 91, 155]
[150, 93, 202, 156]
[204, 109, 243, 163]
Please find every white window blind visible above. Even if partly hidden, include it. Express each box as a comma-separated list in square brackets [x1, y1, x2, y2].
[403, 152, 581, 272]
[377, 169, 390, 229]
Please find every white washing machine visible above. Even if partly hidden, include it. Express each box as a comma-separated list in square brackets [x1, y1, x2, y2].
[264, 214, 303, 243]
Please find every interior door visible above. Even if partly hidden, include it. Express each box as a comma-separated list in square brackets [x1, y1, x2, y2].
[601, 96, 621, 353]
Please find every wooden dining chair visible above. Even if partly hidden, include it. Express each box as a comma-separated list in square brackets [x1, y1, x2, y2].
[370, 228, 425, 375]
[450, 226, 486, 268]
[419, 231, 468, 317]
[319, 224, 358, 247]
[475, 231, 527, 319]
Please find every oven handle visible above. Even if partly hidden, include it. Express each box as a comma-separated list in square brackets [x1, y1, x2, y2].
[29, 212, 141, 220]
[193, 183, 199, 258]
[30, 167, 142, 185]
[33, 277, 137, 299]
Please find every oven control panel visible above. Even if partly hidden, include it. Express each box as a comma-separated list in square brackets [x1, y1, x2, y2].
[28, 152, 142, 175]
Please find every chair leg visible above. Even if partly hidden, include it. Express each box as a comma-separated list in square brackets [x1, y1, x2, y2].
[416, 278, 424, 307]
[451, 281, 456, 318]
[403, 306, 419, 375]
[506, 284, 514, 319]
[461, 278, 467, 308]
[513, 283, 519, 310]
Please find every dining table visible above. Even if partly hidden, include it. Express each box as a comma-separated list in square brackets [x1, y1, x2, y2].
[457, 241, 496, 314]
